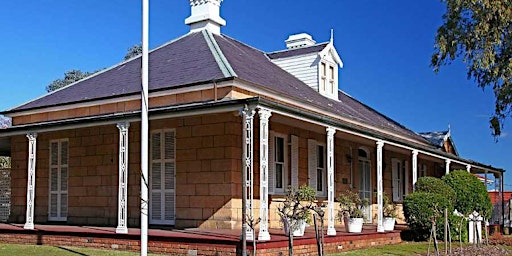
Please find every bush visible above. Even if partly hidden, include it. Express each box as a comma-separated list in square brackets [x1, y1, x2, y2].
[415, 176, 456, 204]
[403, 192, 452, 241]
[442, 170, 492, 218]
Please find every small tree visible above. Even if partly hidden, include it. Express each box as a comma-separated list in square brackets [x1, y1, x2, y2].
[442, 170, 492, 218]
[404, 192, 452, 241]
[277, 185, 316, 256]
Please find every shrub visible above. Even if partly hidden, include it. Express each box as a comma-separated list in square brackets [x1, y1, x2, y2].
[337, 190, 369, 219]
[442, 170, 492, 218]
[415, 176, 456, 204]
[403, 192, 452, 241]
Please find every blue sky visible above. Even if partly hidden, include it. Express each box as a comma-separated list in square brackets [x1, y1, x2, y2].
[0, 1, 510, 187]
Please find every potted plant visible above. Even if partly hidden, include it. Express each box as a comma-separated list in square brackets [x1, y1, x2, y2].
[278, 185, 316, 237]
[337, 190, 369, 233]
[382, 192, 397, 231]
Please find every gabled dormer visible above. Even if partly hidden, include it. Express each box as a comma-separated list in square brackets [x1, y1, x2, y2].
[267, 33, 343, 100]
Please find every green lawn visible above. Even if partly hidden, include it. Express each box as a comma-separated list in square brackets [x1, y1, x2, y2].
[0, 244, 166, 256]
[330, 242, 431, 256]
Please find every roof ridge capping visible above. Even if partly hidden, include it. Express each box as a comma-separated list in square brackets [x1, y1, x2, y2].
[202, 30, 237, 77]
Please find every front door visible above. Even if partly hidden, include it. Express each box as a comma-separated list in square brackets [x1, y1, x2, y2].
[150, 130, 176, 225]
[358, 159, 372, 223]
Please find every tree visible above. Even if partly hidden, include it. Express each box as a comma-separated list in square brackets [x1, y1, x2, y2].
[46, 69, 95, 92]
[0, 116, 11, 129]
[431, 0, 512, 137]
[124, 43, 142, 60]
[46, 43, 143, 92]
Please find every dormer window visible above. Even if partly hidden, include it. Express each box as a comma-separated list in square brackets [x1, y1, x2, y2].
[319, 61, 337, 98]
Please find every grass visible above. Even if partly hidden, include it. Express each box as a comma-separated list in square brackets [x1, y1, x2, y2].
[330, 242, 430, 256]
[0, 244, 166, 256]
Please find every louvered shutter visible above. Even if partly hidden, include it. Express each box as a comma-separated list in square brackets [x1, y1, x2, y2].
[404, 160, 409, 198]
[308, 139, 317, 191]
[267, 133, 275, 194]
[290, 135, 299, 189]
[391, 159, 400, 202]
[150, 132, 162, 222]
[164, 130, 175, 222]
[49, 167, 58, 218]
[150, 130, 176, 225]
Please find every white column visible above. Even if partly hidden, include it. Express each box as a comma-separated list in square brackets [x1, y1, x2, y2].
[326, 127, 336, 236]
[466, 165, 471, 172]
[242, 108, 255, 240]
[445, 159, 451, 175]
[258, 107, 272, 241]
[376, 140, 384, 232]
[24, 132, 37, 230]
[412, 150, 418, 191]
[116, 122, 130, 234]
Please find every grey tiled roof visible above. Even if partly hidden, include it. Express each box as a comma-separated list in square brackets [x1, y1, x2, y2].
[11, 32, 226, 111]
[419, 131, 448, 148]
[266, 43, 329, 59]
[7, 30, 429, 144]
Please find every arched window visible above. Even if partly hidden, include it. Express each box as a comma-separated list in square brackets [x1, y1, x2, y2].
[358, 147, 370, 159]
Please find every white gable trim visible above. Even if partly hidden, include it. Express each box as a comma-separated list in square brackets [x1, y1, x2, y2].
[319, 42, 343, 68]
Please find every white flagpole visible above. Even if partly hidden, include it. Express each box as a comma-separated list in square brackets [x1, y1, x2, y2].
[140, 0, 149, 255]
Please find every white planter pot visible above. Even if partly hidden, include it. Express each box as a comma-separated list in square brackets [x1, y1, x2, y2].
[283, 218, 307, 237]
[344, 217, 364, 233]
[383, 217, 395, 231]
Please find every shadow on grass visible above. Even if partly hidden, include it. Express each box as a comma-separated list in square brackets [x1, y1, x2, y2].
[55, 246, 89, 256]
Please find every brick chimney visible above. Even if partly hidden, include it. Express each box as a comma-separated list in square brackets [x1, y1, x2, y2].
[185, 0, 226, 34]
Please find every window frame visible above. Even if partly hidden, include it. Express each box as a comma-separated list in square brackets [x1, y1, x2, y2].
[272, 132, 288, 194]
[48, 138, 69, 222]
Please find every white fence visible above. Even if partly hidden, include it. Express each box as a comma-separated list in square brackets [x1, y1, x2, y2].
[0, 168, 10, 222]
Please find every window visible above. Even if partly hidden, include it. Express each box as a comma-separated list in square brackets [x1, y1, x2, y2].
[274, 136, 285, 191]
[49, 139, 68, 221]
[269, 133, 287, 194]
[308, 139, 326, 196]
[316, 144, 325, 193]
[150, 129, 176, 225]
[419, 164, 427, 177]
[319, 61, 337, 98]
[320, 62, 326, 92]
[329, 65, 335, 94]
[358, 147, 372, 223]
[392, 158, 409, 202]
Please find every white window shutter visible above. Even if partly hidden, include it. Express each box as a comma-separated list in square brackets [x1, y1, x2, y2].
[308, 139, 317, 191]
[404, 160, 409, 198]
[391, 159, 399, 202]
[291, 135, 299, 189]
[268, 133, 275, 194]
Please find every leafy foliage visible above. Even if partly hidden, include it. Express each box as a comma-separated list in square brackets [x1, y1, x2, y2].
[382, 192, 397, 218]
[337, 190, 369, 219]
[415, 176, 456, 204]
[0, 157, 10, 168]
[442, 170, 492, 218]
[46, 69, 95, 92]
[403, 192, 453, 241]
[277, 185, 315, 229]
[431, 0, 512, 136]
[124, 44, 142, 60]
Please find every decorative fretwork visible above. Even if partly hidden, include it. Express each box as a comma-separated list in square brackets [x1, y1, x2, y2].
[24, 133, 37, 230]
[258, 107, 272, 241]
[116, 122, 130, 234]
[242, 108, 255, 240]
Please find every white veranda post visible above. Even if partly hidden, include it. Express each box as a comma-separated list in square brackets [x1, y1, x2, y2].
[376, 140, 384, 232]
[116, 122, 130, 234]
[242, 108, 255, 240]
[326, 127, 336, 236]
[445, 159, 451, 175]
[258, 107, 272, 241]
[412, 150, 418, 191]
[24, 133, 37, 230]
